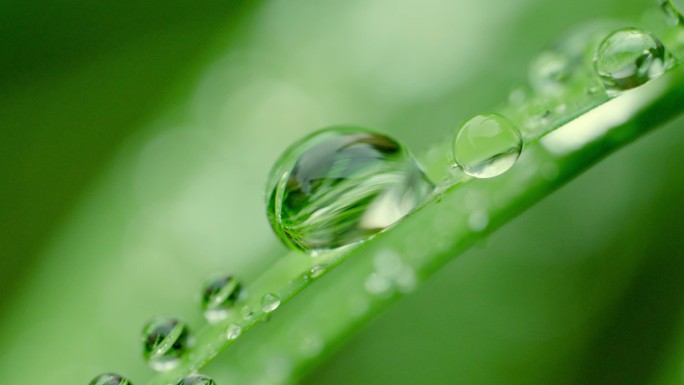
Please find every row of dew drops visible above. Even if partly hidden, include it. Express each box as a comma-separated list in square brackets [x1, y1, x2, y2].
[91, 2, 682, 384]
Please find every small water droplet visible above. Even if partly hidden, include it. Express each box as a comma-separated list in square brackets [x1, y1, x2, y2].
[468, 211, 489, 232]
[142, 317, 193, 372]
[453, 114, 523, 178]
[529, 50, 573, 95]
[310, 264, 325, 278]
[594, 28, 672, 96]
[529, 22, 613, 96]
[261, 293, 281, 313]
[200, 274, 243, 323]
[225, 323, 242, 340]
[587, 83, 602, 95]
[241, 305, 255, 321]
[176, 374, 216, 385]
[89, 373, 133, 385]
[659, 0, 684, 24]
[266, 126, 434, 254]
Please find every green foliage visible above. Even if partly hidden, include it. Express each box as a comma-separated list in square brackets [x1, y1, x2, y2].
[2, 1, 684, 385]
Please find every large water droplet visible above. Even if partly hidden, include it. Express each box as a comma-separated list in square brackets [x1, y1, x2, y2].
[200, 274, 243, 323]
[176, 374, 216, 385]
[261, 293, 281, 313]
[142, 317, 193, 371]
[660, 0, 684, 24]
[266, 126, 434, 254]
[453, 114, 522, 178]
[594, 28, 672, 95]
[89, 373, 133, 385]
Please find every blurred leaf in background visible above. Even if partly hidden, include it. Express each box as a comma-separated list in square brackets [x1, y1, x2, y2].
[1, 0, 684, 384]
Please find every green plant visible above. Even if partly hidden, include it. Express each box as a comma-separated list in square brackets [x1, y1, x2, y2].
[2, 1, 684, 385]
[146, 29, 684, 385]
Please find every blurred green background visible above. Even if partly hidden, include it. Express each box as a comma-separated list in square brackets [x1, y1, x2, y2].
[2, 0, 684, 384]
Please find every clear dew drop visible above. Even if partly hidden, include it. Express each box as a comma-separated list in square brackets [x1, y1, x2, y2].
[176, 374, 216, 385]
[240, 305, 255, 321]
[594, 28, 672, 96]
[261, 293, 281, 313]
[529, 50, 574, 95]
[266, 126, 434, 254]
[309, 264, 325, 278]
[225, 323, 242, 340]
[660, 0, 684, 24]
[142, 317, 193, 372]
[200, 274, 243, 323]
[89, 373, 133, 385]
[529, 22, 615, 96]
[453, 114, 523, 178]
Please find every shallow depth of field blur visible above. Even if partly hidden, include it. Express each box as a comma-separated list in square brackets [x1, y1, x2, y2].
[2, 0, 684, 384]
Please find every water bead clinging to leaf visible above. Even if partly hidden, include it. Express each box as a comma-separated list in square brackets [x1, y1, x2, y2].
[142, 317, 193, 372]
[261, 293, 281, 313]
[175, 374, 216, 385]
[200, 274, 243, 323]
[452, 114, 523, 179]
[266, 126, 434, 254]
[226, 323, 242, 340]
[89, 373, 133, 385]
[528, 21, 616, 95]
[529, 50, 574, 95]
[241, 305, 256, 321]
[594, 28, 672, 95]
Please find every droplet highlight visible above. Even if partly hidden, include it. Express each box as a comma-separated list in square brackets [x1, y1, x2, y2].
[200, 274, 243, 323]
[89, 373, 133, 385]
[266, 126, 434, 254]
[176, 374, 216, 385]
[453, 114, 523, 178]
[261, 293, 281, 313]
[594, 28, 672, 95]
[142, 317, 193, 371]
